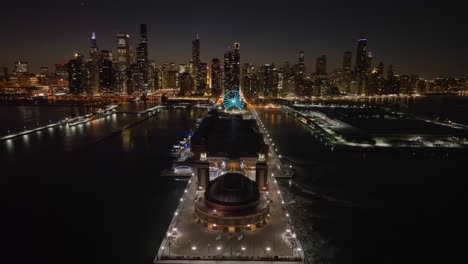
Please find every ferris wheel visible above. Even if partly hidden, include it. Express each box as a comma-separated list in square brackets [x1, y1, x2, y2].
[223, 90, 245, 110]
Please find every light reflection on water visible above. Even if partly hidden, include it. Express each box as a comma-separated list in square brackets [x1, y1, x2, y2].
[6, 139, 14, 154]
[121, 129, 133, 151]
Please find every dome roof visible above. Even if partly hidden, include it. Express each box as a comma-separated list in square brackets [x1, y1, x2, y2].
[205, 173, 260, 207]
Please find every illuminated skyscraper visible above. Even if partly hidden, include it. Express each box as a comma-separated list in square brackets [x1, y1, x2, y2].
[366, 52, 373, 74]
[223, 42, 241, 91]
[117, 33, 131, 94]
[224, 50, 234, 90]
[136, 24, 149, 93]
[293, 51, 306, 96]
[316, 55, 327, 76]
[148, 60, 157, 91]
[261, 64, 274, 96]
[68, 53, 85, 94]
[355, 37, 368, 95]
[192, 35, 200, 66]
[211, 58, 222, 96]
[242, 63, 257, 97]
[196, 63, 208, 94]
[387, 65, 400, 94]
[298, 51, 305, 78]
[232, 42, 240, 90]
[88, 32, 100, 95]
[99, 50, 114, 93]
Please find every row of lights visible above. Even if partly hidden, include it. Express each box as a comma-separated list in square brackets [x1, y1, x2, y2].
[252, 108, 303, 257]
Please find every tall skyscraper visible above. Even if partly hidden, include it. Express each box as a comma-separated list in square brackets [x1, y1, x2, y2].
[99, 50, 114, 93]
[224, 50, 234, 91]
[298, 51, 305, 78]
[148, 60, 157, 91]
[355, 37, 368, 95]
[387, 65, 400, 94]
[196, 63, 208, 94]
[316, 55, 327, 76]
[211, 58, 222, 96]
[117, 33, 131, 94]
[68, 53, 85, 94]
[192, 35, 200, 66]
[293, 51, 306, 96]
[242, 63, 257, 97]
[261, 64, 274, 96]
[232, 42, 241, 90]
[366, 52, 373, 74]
[136, 24, 149, 93]
[88, 32, 100, 95]
[223, 43, 241, 91]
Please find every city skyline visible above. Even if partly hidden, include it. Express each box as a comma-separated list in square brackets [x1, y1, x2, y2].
[1, 1, 467, 79]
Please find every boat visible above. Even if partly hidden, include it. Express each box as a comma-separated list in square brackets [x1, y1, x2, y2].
[173, 166, 193, 175]
[67, 114, 93, 126]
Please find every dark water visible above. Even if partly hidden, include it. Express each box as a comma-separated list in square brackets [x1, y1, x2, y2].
[1, 108, 206, 264]
[0, 105, 97, 135]
[351, 93, 468, 125]
[257, 106, 468, 263]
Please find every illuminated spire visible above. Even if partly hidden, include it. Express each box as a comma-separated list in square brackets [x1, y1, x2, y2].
[91, 32, 96, 40]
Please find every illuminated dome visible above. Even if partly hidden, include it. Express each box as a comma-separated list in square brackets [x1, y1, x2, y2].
[205, 173, 259, 211]
[195, 172, 270, 231]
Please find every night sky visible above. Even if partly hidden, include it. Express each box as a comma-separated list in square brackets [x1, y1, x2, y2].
[1, 0, 467, 78]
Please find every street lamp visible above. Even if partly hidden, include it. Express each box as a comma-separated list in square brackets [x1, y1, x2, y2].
[191, 246, 197, 251]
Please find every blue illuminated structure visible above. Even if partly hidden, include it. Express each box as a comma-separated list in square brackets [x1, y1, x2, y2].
[223, 90, 244, 111]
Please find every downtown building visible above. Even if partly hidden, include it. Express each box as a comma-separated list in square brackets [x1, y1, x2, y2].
[224, 42, 241, 91]
[99, 50, 115, 93]
[136, 24, 149, 93]
[354, 37, 368, 95]
[210, 58, 222, 97]
[67, 53, 85, 94]
[84, 32, 100, 95]
[116, 33, 131, 94]
[241, 63, 258, 98]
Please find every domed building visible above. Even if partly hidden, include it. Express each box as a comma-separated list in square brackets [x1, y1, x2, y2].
[194, 172, 270, 232]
